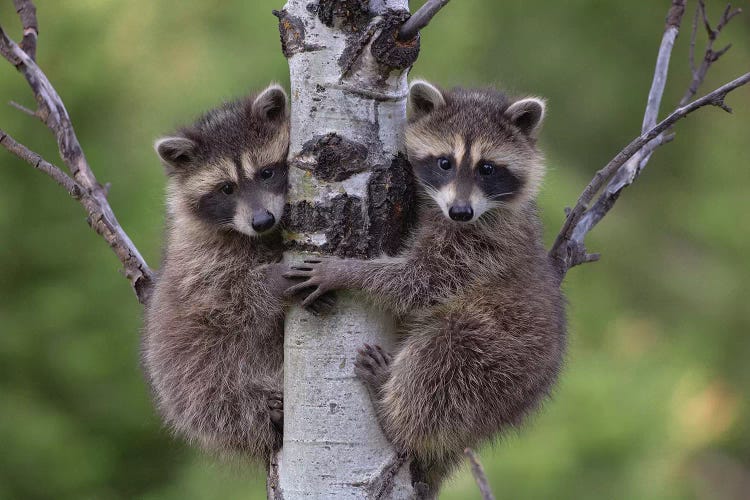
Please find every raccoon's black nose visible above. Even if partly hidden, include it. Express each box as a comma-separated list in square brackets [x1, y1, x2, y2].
[251, 210, 276, 233]
[448, 205, 474, 222]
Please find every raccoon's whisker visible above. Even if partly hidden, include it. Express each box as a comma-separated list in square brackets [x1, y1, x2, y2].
[488, 191, 514, 200]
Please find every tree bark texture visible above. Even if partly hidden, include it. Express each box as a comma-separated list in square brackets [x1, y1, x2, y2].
[272, 1, 420, 498]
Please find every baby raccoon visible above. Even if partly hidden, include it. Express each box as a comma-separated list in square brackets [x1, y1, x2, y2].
[286, 81, 566, 490]
[142, 84, 297, 460]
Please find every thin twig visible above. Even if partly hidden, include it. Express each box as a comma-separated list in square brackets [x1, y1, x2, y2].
[689, 1, 700, 77]
[550, 71, 750, 276]
[681, 0, 741, 106]
[0, 128, 82, 198]
[9, 100, 36, 117]
[13, 0, 37, 61]
[398, 0, 450, 41]
[464, 448, 496, 500]
[0, 3, 154, 302]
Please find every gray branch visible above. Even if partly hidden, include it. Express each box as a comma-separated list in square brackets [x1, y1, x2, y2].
[0, 4, 154, 302]
[464, 448, 496, 500]
[0, 129, 82, 198]
[567, 0, 686, 249]
[550, 71, 750, 276]
[681, 0, 741, 106]
[9, 99, 37, 117]
[549, 0, 747, 278]
[13, 0, 37, 61]
[398, 0, 451, 41]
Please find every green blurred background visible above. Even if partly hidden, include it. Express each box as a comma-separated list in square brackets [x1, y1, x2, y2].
[1, 1, 748, 499]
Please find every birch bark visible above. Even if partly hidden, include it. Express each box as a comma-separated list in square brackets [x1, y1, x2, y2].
[270, 1, 420, 498]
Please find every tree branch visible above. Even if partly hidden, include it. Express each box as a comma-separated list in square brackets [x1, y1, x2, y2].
[549, 0, 747, 278]
[0, 129, 82, 198]
[13, 0, 37, 61]
[550, 71, 750, 276]
[9, 99, 37, 117]
[0, 128, 154, 302]
[563, 0, 687, 255]
[681, 0, 741, 106]
[464, 448, 496, 500]
[398, 0, 450, 41]
[0, 2, 154, 303]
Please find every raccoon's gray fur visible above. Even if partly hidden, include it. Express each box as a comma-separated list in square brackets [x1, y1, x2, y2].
[142, 84, 292, 460]
[286, 80, 566, 491]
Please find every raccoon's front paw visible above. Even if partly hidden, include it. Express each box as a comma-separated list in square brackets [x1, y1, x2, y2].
[261, 262, 299, 300]
[283, 257, 348, 308]
[354, 343, 392, 393]
[267, 391, 283, 433]
[304, 292, 337, 316]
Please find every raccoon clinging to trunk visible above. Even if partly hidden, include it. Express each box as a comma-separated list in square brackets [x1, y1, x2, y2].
[142, 84, 317, 460]
[285, 80, 566, 490]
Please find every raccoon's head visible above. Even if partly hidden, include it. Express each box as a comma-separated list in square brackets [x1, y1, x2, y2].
[405, 80, 546, 223]
[155, 84, 290, 238]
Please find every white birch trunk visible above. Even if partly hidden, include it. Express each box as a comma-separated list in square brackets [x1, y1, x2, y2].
[269, 1, 420, 498]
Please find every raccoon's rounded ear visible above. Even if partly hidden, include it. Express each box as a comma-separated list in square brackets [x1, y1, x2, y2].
[408, 80, 446, 119]
[252, 84, 288, 121]
[504, 98, 546, 137]
[154, 136, 197, 175]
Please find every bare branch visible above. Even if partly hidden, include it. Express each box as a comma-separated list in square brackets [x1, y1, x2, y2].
[644, 0, 686, 130]
[464, 448, 496, 500]
[550, 71, 750, 276]
[681, 1, 742, 106]
[13, 0, 37, 61]
[568, 0, 743, 256]
[0, 3, 154, 302]
[0, 129, 82, 198]
[0, 26, 100, 191]
[0, 128, 154, 301]
[550, 1, 746, 278]
[549, 0, 687, 276]
[689, 1, 700, 77]
[398, 0, 450, 41]
[9, 99, 37, 117]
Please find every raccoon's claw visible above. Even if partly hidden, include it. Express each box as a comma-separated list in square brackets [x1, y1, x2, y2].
[354, 343, 392, 392]
[268, 392, 283, 432]
[282, 257, 345, 307]
[304, 291, 337, 316]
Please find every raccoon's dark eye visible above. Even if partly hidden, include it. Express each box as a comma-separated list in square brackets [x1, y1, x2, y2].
[260, 168, 274, 180]
[478, 163, 495, 176]
[220, 182, 235, 195]
[437, 157, 452, 170]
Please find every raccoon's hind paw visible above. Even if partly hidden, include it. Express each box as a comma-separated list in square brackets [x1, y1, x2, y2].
[354, 343, 392, 393]
[267, 391, 283, 433]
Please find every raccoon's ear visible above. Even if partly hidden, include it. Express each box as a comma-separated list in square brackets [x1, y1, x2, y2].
[252, 84, 288, 121]
[504, 98, 546, 137]
[408, 80, 446, 119]
[154, 136, 198, 175]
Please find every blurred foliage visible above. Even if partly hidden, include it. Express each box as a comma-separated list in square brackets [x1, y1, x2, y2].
[0, 1, 748, 499]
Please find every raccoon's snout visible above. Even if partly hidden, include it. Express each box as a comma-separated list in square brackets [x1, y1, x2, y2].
[448, 204, 474, 222]
[251, 209, 276, 233]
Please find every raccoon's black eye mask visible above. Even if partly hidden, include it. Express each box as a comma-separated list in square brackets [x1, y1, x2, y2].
[475, 162, 522, 200]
